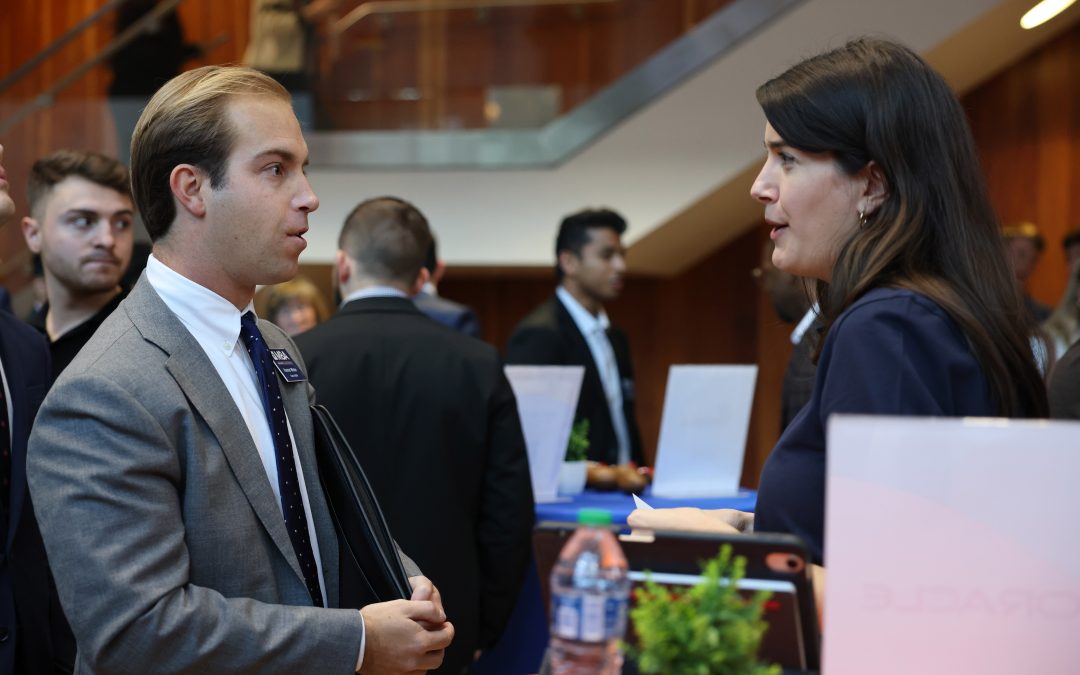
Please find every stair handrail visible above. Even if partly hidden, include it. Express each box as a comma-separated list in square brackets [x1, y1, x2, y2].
[0, 0, 189, 136]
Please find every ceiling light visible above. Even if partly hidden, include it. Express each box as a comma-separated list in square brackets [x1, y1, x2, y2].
[1020, 0, 1076, 29]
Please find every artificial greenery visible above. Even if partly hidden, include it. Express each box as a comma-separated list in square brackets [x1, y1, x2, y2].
[627, 545, 781, 675]
[565, 418, 590, 462]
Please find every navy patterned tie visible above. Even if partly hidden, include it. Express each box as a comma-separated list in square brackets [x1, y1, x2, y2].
[239, 312, 323, 607]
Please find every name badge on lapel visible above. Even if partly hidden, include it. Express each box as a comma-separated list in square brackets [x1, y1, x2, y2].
[269, 349, 307, 383]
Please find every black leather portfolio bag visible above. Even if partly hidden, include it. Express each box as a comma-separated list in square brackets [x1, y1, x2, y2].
[310, 404, 413, 606]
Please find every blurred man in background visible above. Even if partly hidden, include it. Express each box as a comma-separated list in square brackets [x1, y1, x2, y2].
[21, 150, 134, 381]
[506, 207, 644, 465]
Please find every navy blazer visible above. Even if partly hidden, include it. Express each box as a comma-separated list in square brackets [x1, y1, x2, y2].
[0, 310, 71, 674]
[412, 290, 481, 339]
[756, 288, 997, 564]
[505, 295, 644, 465]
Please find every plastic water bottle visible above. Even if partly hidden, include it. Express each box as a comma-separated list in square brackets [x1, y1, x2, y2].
[549, 508, 630, 675]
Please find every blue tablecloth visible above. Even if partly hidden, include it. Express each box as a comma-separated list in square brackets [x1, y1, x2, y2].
[472, 487, 757, 675]
[535, 486, 758, 525]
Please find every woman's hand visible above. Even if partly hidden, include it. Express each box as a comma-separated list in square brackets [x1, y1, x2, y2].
[810, 564, 825, 630]
[626, 507, 754, 534]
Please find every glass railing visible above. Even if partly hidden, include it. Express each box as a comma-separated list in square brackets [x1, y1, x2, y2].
[306, 0, 801, 168]
[0, 0, 802, 169]
[316, 0, 738, 132]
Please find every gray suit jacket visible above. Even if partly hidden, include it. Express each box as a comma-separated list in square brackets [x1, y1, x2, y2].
[27, 276, 417, 674]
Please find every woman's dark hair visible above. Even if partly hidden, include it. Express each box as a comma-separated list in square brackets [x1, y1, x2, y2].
[756, 38, 1047, 417]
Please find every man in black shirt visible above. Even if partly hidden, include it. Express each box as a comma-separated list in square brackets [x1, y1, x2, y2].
[21, 150, 134, 382]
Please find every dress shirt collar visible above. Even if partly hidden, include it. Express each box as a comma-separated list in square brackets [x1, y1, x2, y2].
[341, 285, 409, 307]
[791, 304, 819, 346]
[556, 285, 610, 335]
[145, 254, 253, 351]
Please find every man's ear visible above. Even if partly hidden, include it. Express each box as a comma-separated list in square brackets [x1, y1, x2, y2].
[432, 258, 446, 286]
[334, 249, 351, 288]
[410, 267, 430, 297]
[557, 250, 579, 278]
[21, 216, 42, 254]
[169, 164, 206, 219]
[861, 160, 889, 216]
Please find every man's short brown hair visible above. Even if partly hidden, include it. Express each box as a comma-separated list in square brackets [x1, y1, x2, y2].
[27, 150, 131, 218]
[339, 197, 433, 287]
[130, 65, 290, 241]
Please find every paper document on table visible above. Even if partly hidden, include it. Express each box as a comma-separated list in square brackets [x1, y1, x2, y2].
[504, 365, 584, 503]
[631, 493, 653, 510]
[651, 365, 757, 498]
[825, 416, 1080, 675]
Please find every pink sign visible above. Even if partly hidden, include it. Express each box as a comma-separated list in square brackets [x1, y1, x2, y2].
[824, 416, 1080, 674]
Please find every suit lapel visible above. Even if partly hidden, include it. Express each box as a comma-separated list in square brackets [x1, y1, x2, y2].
[125, 278, 309, 588]
[553, 297, 612, 412]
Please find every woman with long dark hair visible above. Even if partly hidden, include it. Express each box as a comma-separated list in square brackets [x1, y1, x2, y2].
[629, 39, 1047, 569]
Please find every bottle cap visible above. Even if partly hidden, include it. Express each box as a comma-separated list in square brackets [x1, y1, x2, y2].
[577, 508, 613, 526]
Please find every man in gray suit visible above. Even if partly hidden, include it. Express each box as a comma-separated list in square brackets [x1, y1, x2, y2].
[27, 65, 453, 674]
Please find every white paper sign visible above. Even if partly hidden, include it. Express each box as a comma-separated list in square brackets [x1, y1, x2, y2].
[650, 364, 757, 498]
[504, 365, 584, 503]
[825, 415, 1080, 675]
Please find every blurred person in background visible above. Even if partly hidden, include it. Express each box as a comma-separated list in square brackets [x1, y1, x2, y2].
[0, 143, 73, 675]
[245, 0, 315, 129]
[1062, 228, 1080, 275]
[413, 236, 481, 339]
[1042, 259, 1080, 361]
[108, 0, 213, 166]
[21, 150, 134, 382]
[255, 275, 331, 336]
[506, 208, 645, 466]
[1003, 222, 1050, 324]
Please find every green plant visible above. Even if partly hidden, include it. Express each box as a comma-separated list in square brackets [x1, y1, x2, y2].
[627, 545, 781, 675]
[565, 418, 590, 462]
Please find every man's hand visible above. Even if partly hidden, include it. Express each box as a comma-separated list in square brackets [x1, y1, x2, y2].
[359, 598, 453, 674]
[408, 575, 445, 626]
[627, 507, 754, 534]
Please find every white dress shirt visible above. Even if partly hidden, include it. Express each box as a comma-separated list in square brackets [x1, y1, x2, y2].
[791, 305, 819, 346]
[340, 285, 409, 307]
[556, 286, 632, 465]
[145, 255, 328, 606]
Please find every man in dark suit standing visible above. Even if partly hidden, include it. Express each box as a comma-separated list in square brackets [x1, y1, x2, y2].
[27, 67, 451, 674]
[296, 197, 534, 675]
[412, 237, 482, 339]
[0, 142, 68, 674]
[506, 208, 644, 466]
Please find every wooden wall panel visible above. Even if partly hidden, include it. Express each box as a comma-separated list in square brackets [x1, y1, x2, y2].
[965, 19, 1080, 309]
[0, 0, 251, 285]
